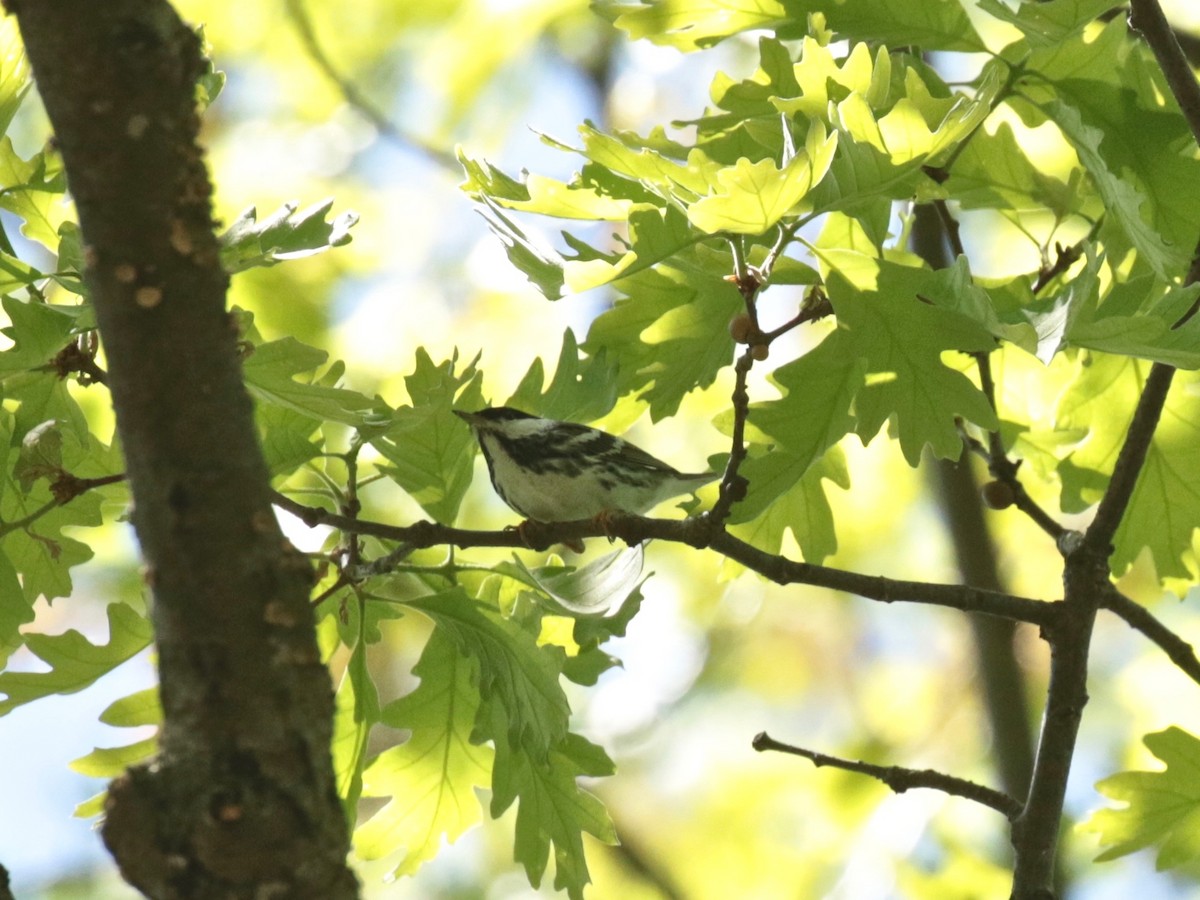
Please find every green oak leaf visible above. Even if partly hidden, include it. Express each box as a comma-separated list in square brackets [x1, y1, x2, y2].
[0, 139, 67, 251]
[728, 333, 863, 523]
[219, 199, 358, 274]
[730, 447, 848, 562]
[0, 547, 30, 667]
[594, 0, 789, 50]
[355, 629, 492, 875]
[373, 348, 483, 524]
[1082, 727, 1200, 869]
[475, 199, 566, 300]
[1017, 19, 1200, 279]
[688, 122, 837, 234]
[0, 603, 152, 715]
[981, 0, 1125, 49]
[0, 295, 77, 380]
[406, 588, 570, 761]
[809, 255, 999, 463]
[507, 329, 620, 428]
[584, 254, 742, 420]
[242, 335, 376, 427]
[69, 688, 162, 816]
[564, 205, 701, 293]
[490, 730, 616, 900]
[781, 0, 985, 52]
[1111, 371, 1200, 579]
[332, 635, 380, 827]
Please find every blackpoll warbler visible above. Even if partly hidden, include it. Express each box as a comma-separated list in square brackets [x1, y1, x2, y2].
[455, 407, 717, 522]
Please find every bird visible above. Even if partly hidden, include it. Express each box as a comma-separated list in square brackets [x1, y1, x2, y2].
[454, 406, 717, 523]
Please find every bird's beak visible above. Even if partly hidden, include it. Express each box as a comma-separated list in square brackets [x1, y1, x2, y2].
[453, 409, 477, 426]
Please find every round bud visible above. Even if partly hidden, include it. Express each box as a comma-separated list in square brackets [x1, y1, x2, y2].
[981, 480, 1015, 510]
[729, 314, 755, 344]
[751, 343, 770, 361]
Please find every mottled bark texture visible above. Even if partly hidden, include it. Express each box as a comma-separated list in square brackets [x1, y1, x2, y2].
[12, 2, 358, 896]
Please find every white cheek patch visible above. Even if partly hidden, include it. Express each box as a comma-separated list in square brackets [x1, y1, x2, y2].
[490, 417, 553, 439]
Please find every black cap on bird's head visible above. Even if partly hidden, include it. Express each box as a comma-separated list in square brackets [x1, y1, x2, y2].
[454, 407, 537, 427]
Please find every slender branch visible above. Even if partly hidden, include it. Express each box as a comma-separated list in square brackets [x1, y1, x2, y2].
[1083, 241, 1200, 552]
[345, 542, 416, 581]
[0, 497, 58, 538]
[1031, 240, 1084, 295]
[1084, 362, 1175, 552]
[0, 471, 126, 538]
[1101, 587, 1200, 686]
[932, 198, 966, 258]
[309, 574, 350, 609]
[1012, 548, 1102, 896]
[47, 335, 108, 385]
[340, 438, 365, 570]
[1009, 242, 1200, 899]
[1128, 0, 1200, 147]
[50, 471, 127, 503]
[758, 220, 803, 282]
[728, 236, 751, 299]
[708, 530, 1055, 624]
[961, 430, 1068, 543]
[1107, 3, 1200, 546]
[284, 0, 459, 171]
[915, 202, 1069, 546]
[760, 285, 832, 342]
[752, 732, 1022, 820]
[272, 492, 1057, 625]
[1173, 24, 1200, 68]
[707, 349, 753, 527]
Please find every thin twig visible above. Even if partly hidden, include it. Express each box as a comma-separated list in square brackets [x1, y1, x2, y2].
[346, 542, 417, 581]
[707, 349, 754, 527]
[921, 200, 1068, 545]
[46, 336, 108, 385]
[1031, 240, 1084, 294]
[1128, 0, 1200, 147]
[0, 497, 58, 538]
[1101, 586, 1200, 686]
[0, 471, 127, 538]
[752, 731, 1022, 820]
[1084, 362, 1176, 553]
[960, 428, 1067, 544]
[341, 438, 364, 570]
[271, 491, 1057, 625]
[758, 220, 803, 282]
[932, 198, 966, 258]
[760, 285, 832, 342]
[284, 0, 459, 171]
[310, 574, 350, 608]
[1084, 239, 1200, 552]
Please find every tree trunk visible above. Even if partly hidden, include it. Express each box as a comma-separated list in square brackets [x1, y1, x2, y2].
[13, 2, 358, 896]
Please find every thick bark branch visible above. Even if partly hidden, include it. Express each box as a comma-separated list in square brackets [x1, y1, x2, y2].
[13, 2, 356, 897]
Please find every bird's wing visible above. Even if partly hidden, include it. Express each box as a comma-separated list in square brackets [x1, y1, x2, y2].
[614, 438, 685, 473]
